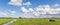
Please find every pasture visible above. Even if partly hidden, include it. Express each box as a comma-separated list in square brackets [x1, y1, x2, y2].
[0, 18, 60, 25]
[9, 18, 60, 25]
[0, 19, 12, 25]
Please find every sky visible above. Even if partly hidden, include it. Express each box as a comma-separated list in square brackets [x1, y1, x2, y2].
[0, 0, 60, 18]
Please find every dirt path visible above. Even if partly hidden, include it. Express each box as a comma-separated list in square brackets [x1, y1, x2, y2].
[3, 19, 17, 25]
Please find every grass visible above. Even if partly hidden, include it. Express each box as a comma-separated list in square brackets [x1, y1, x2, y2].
[9, 18, 60, 25]
[0, 19, 12, 25]
[0, 18, 60, 25]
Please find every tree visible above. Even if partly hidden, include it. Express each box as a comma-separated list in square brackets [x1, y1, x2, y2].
[19, 17, 22, 19]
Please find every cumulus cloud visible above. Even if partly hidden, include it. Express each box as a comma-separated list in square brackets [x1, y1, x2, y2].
[47, 8, 60, 14]
[21, 7, 29, 13]
[29, 8, 34, 12]
[36, 5, 50, 12]
[36, 5, 60, 14]
[20, 4, 60, 18]
[8, 1, 60, 18]
[23, 2, 32, 6]
[8, 0, 32, 6]
[21, 7, 34, 13]
[8, 0, 22, 6]
[32, 12, 40, 16]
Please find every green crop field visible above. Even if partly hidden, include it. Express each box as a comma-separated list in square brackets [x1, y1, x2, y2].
[0, 18, 60, 25]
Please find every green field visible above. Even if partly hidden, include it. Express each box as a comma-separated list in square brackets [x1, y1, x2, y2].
[0, 18, 60, 25]
[0, 19, 12, 25]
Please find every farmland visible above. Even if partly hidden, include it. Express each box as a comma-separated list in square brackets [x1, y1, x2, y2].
[0, 18, 60, 25]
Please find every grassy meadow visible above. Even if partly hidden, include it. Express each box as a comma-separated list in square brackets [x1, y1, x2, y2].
[0, 19, 12, 25]
[0, 18, 60, 25]
[9, 18, 60, 25]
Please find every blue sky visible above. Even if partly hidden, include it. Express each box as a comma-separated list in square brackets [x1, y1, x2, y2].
[0, 0, 60, 18]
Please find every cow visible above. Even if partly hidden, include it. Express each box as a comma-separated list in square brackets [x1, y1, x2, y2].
[49, 19, 55, 22]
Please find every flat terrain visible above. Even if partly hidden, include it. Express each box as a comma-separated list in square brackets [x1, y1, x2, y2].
[0, 18, 60, 25]
[0, 19, 12, 25]
[9, 18, 60, 25]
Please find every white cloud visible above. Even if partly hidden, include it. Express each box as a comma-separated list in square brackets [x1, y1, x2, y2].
[21, 14, 33, 18]
[21, 8, 34, 13]
[48, 8, 60, 14]
[36, 7, 44, 11]
[8, 0, 60, 18]
[8, 2, 60, 18]
[20, 4, 60, 18]
[11, 11, 16, 14]
[9, 11, 17, 17]
[38, 5, 50, 8]
[36, 5, 60, 14]
[40, 15, 53, 18]
[0, 10, 20, 18]
[8, 0, 32, 6]
[21, 7, 29, 13]
[32, 12, 40, 16]
[52, 4, 59, 7]
[0, 11, 8, 17]
[36, 5, 50, 12]
[54, 4, 59, 6]
[23, 2, 32, 6]
[29, 8, 34, 12]
[8, 0, 22, 6]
